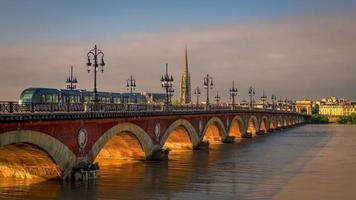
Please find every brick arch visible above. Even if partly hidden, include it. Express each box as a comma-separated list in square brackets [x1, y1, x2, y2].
[247, 115, 260, 135]
[89, 122, 155, 162]
[277, 116, 284, 127]
[260, 115, 269, 133]
[0, 130, 76, 178]
[202, 117, 228, 139]
[228, 115, 246, 137]
[283, 116, 288, 127]
[269, 116, 277, 129]
[160, 119, 200, 147]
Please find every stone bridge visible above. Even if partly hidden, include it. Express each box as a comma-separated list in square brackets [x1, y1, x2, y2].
[0, 109, 309, 180]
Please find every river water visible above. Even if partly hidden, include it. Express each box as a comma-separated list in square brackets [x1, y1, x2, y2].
[0, 124, 355, 200]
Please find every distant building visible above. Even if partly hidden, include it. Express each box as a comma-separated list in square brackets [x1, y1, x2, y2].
[295, 99, 313, 115]
[179, 46, 192, 104]
[318, 97, 356, 116]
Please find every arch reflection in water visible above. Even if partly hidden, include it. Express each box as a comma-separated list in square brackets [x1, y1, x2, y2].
[95, 132, 145, 165]
[0, 143, 61, 180]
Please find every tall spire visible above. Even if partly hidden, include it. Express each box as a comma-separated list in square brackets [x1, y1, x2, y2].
[180, 45, 192, 104]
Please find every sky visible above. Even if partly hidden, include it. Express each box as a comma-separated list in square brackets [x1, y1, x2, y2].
[1, 0, 356, 101]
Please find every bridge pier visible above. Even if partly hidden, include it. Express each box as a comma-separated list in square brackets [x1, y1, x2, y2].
[222, 136, 235, 143]
[267, 128, 275, 133]
[193, 140, 210, 150]
[242, 132, 252, 138]
[147, 147, 169, 161]
[256, 130, 266, 135]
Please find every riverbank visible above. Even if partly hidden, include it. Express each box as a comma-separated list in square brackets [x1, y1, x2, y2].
[274, 125, 356, 200]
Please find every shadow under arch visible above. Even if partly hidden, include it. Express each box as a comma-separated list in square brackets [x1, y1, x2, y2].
[0, 130, 76, 179]
[228, 115, 246, 139]
[160, 119, 200, 150]
[246, 115, 260, 137]
[89, 122, 155, 163]
[202, 117, 227, 144]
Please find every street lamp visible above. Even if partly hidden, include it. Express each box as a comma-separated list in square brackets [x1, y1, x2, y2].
[194, 87, 201, 106]
[160, 63, 174, 106]
[214, 91, 221, 105]
[126, 75, 136, 94]
[271, 94, 277, 110]
[229, 80, 238, 109]
[86, 45, 105, 105]
[66, 66, 77, 90]
[203, 74, 213, 108]
[261, 89, 267, 109]
[248, 86, 255, 109]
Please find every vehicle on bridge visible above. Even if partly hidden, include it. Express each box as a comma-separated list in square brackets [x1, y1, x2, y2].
[18, 88, 149, 105]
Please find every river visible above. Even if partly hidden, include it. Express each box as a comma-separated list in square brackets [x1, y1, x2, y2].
[0, 124, 355, 200]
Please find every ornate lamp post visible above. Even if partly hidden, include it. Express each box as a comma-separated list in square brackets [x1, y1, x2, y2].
[66, 66, 77, 90]
[261, 89, 267, 109]
[194, 87, 201, 106]
[229, 80, 238, 109]
[160, 63, 174, 106]
[86, 45, 105, 105]
[248, 86, 255, 109]
[214, 91, 221, 105]
[203, 74, 213, 108]
[126, 75, 136, 94]
[271, 94, 277, 110]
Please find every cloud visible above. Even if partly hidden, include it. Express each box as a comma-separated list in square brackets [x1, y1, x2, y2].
[1, 11, 356, 101]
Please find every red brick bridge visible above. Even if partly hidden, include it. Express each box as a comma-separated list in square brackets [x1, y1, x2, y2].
[0, 108, 309, 180]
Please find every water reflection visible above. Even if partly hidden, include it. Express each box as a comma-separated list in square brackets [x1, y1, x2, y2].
[1, 125, 342, 200]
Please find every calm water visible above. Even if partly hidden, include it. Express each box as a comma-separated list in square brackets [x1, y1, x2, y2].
[1, 124, 355, 200]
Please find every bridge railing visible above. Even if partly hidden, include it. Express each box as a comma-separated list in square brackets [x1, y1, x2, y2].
[0, 101, 298, 114]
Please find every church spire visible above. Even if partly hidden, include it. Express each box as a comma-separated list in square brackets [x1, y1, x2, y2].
[180, 45, 192, 104]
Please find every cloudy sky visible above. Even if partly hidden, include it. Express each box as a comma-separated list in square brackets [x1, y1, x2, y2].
[1, 0, 356, 101]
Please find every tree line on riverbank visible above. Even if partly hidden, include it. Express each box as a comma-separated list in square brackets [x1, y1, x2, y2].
[311, 113, 356, 124]
[337, 114, 356, 124]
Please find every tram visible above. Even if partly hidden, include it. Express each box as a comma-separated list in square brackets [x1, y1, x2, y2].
[18, 88, 147, 105]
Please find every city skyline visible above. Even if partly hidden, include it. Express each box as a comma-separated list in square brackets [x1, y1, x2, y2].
[1, 1, 356, 101]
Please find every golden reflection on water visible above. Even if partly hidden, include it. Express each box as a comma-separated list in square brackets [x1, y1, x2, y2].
[0, 143, 61, 182]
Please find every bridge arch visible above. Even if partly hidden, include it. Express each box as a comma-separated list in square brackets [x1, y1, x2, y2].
[269, 116, 277, 130]
[89, 122, 155, 162]
[160, 119, 200, 150]
[277, 116, 283, 128]
[228, 115, 246, 139]
[202, 117, 227, 143]
[247, 115, 259, 136]
[0, 130, 76, 179]
[259, 116, 269, 133]
[283, 116, 288, 127]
